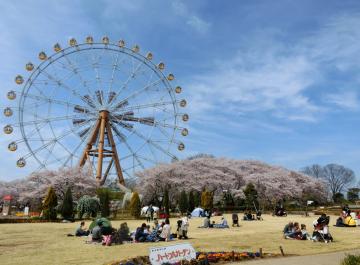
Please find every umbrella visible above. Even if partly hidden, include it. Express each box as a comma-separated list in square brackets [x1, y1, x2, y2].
[89, 217, 112, 230]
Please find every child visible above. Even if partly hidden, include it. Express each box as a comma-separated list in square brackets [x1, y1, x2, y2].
[300, 224, 311, 240]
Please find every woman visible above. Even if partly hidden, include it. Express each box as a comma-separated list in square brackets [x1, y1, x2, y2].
[159, 219, 171, 241]
[75, 221, 89, 236]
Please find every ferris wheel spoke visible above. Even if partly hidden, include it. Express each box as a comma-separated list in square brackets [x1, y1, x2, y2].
[109, 60, 147, 107]
[61, 52, 97, 102]
[23, 92, 93, 113]
[42, 141, 57, 165]
[111, 78, 165, 111]
[62, 124, 93, 167]
[110, 114, 175, 159]
[89, 47, 106, 91]
[11, 115, 94, 127]
[22, 123, 93, 160]
[136, 154, 159, 164]
[112, 125, 145, 170]
[115, 100, 177, 113]
[39, 68, 96, 108]
[107, 52, 120, 97]
[122, 123, 176, 160]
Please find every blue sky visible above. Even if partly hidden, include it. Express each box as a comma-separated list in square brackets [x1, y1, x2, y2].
[1, 0, 360, 181]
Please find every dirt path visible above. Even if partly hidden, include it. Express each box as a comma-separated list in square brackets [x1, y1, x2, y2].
[230, 249, 360, 265]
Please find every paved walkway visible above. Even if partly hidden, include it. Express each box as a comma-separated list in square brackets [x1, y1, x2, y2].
[230, 250, 360, 265]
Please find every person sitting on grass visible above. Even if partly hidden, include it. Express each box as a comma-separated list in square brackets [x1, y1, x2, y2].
[159, 218, 171, 241]
[213, 216, 229, 228]
[91, 220, 103, 242]
[75, 221, 89, 237]
[243, 212, 254, 221]
[283, 222, 294, 238]
[135, 223, 148, 242]
[111, 222, 131, 244]
[198, 216, 211, 228]
[286, 222, 301, 239]
[300, 224, 311, 240]
[153, 219, 161, 230]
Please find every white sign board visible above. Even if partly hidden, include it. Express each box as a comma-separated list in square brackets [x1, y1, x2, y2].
[149, 243, 196, 265]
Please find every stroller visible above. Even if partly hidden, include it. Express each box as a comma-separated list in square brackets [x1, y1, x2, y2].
[312, 215, 333, 243]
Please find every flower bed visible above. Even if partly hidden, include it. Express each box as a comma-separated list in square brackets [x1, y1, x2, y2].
[106, 251, 280, 265]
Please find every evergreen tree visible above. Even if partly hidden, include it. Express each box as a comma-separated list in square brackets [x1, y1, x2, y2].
[61, 186, 74, 220]
[163, 188, 170, 215]
[129, 192, 141, 218]
[43, 186, 58, 220]
[347, 188, 360, 202]
[96, 188, 110, 217]
[188, 190, 195, 212]
[201, 190, 213, 210]
[193, 191, 201, 208]
[243, 183, 259, 210]
[178, 190, 189, 214]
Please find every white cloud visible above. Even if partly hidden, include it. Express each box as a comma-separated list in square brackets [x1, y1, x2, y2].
[186, 13, 360, 125]
[186, 15, 211, 34]
[325, 91, 360, 110]
[171, 0, 210, 34]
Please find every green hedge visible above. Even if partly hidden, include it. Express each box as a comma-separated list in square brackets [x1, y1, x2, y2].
[0, 218, 62, 224]
[341, 254, 360, 265]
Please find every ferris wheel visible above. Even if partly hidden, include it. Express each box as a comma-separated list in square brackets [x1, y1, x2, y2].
[3, 36, 188, 186]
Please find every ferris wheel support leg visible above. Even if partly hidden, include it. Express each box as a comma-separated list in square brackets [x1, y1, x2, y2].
[96, 111, 107, 184]
[79, 118, 101, 167]
[105, 121, 126, 186]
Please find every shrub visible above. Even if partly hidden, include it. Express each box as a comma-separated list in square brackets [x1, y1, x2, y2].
[96, 188, 110, 217]
[243, 183, 259, 210]
[341, 254, 360, 265]
[201, 190, 213, 210]
[61, 186, 74, 220]
[77, 195, 100, 218]
[42, 186, 58, 220]
[129, 192, 141, 218]
[178, 190, 189, 214]
[163, 188, 170, 215]
[188, 190, 195, 212]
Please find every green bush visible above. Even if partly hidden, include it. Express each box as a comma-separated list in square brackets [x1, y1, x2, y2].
[188, 191, 195, 212]
[61, 186, 74, 220]
[97, 188, 110, 217]
[42, 186, 58, 220]
[129, 192, 141, 218]
[163, 188, 170, 215]
[341, 254, 360, 265]
[201, 190, 213, 210]
[77, 195, 100, 218]
[243, 183, 259, 210]
[178, 190, 189, 214]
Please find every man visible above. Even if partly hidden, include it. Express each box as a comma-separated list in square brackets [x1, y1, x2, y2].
[91, 220, 103, 242]
[135, 223, 148, 242]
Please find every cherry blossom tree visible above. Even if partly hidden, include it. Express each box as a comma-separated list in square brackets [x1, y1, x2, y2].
[135, 157, 327, 205]
[0, 166, 97, 206]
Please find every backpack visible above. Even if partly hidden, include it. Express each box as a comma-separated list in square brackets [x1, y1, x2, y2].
[102, 235, 112, 246]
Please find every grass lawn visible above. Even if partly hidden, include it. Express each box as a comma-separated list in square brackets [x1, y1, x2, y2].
[0, 214, 359, 265]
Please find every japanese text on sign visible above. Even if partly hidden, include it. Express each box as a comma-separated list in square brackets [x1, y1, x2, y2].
[149, 243, 196, 265]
